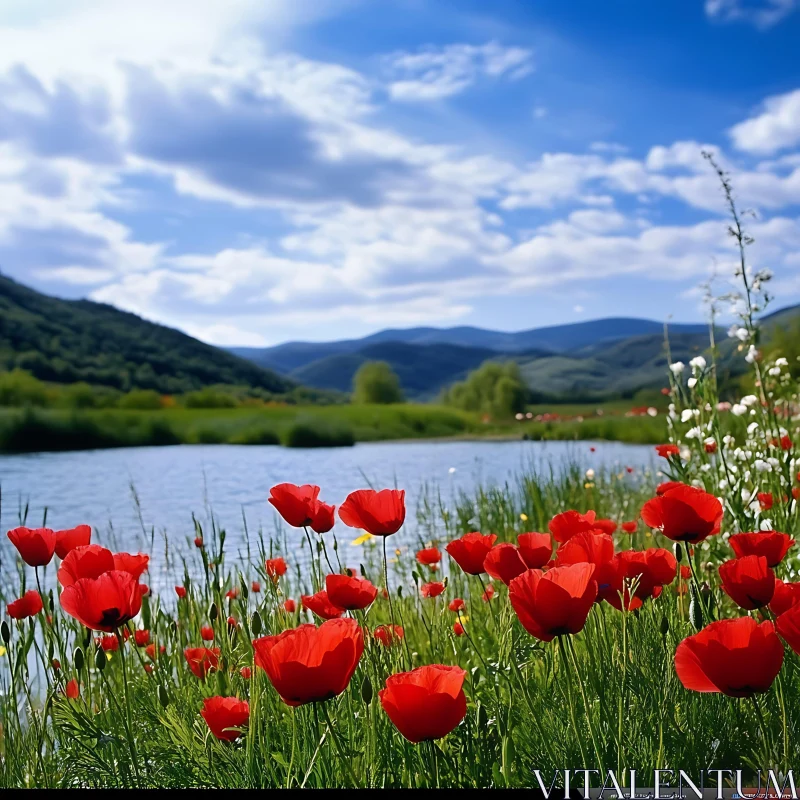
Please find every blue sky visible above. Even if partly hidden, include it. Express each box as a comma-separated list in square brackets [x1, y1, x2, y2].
[0, 0, 799, 346]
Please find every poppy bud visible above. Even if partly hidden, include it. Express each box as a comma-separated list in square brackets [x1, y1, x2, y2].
[251, 611, 263, 636]
[241, 585, 249, 601]
[660, 616, 669, 636]
[1, 621, 10, 644]
[74, 646, 84, 672]
[333, 537, 338, 552]
[361, 675, 373, 705]
[674, 543, 683, 563]
[95, 647, 107, 672]
[689, 586, 704, 631]
[158, 684, 170, 708]
[209, 602, 218, 621]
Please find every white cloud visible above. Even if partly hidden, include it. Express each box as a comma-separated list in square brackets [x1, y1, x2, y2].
[384, 41, 533, 102]
[704, 0, 797, 28]
[729, 89, 800, 154]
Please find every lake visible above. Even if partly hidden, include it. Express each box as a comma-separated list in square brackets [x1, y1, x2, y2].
[0, 440, 657, 591]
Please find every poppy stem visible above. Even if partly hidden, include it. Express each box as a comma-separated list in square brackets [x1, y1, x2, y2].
[556, 635, 589, 767]
[114, 627, 142, 786]
[427, 740, 440, 788]
[382, 537, 400, 662]
[286, 709, 296, 789]
[319, 700, 359, 787]
[303, 527, 320, 590]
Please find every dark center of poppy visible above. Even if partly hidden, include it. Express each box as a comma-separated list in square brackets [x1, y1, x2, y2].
[100, 607, 123, 627]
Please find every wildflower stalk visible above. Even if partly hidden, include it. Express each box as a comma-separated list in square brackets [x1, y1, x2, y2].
[565, 634, 605, 775]
[114, 628, 142, 786]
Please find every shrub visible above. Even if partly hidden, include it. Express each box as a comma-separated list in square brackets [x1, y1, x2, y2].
[352, 361, 404, 405]
[282, 416, 355, 448]
[118, 389, 163, 410]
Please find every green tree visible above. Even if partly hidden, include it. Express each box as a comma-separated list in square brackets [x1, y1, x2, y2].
[352, 361, 404, 404]
[442, 360, 527, 418]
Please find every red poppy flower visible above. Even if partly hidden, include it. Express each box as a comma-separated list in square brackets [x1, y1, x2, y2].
[757, 492, 774, 511]
[656, 481, 686, 495]
[7, 527, 56, 567]
[145, 644, 156, 660]
[606, 548, 677, 611]
[555, 532, 616, 602]
[420, 582, 445, 598]
[445, 532, 497, 575]
[200, 696, 249, 740]
[60, 570, 143, 632]
[776, 603, 800, 654]
[134, 630, 150, 647]
[517, 533, 552, 569]
[57, 545, 114, 588]
[640, 484, 723, 544]
[268, 483, 336, 533]
[338, 489, 405, 536]
[266, 558, 288, 579]
[144, 663, 154, 674]
[283, 599, 296, 613]
[227, 616, 238, 628]
[201, 625, 214, 641]
[184, 647, 220, 679]
[65, 679, 80, 700]
[482, 584, 495, 602]
[225, 587, 240, 600]
[704, 440, 718, 454]
[54, 525, 91, 560]
[379, 665, 467, 743]
[508, 563, 598, 642]
[175, 586, 187, 599]
[251, 581, 261, 593]
[453, 622, 465, 636]
[374, 624, 404, 647]
[416, 547, 442, 566]
[675, 618, 783, 697]
[240, 667, 252, 679]
[719, 555, 775, 610]
[483, 544, 528, 586]
[302, 590, 344, 620]
[730, 532, 794, 567]
[95, 634, 119, 652]
[325, 574, 378, 610]
[593, 519, 618, 535]
[621, 521, 638, 533]
[194, 537, 204, 548]
[7, 590, 43, 620]
[113, 552, 149, 581]
[253, 618, 364, 706]
[771, 579, 800, 616]
[52, 659, 61, 671]
[680, 565, 691, 579]
[779, 435, 793, 451]
[449, 598, 465, 612]
[655, 444, 680, 458]
[548, 510, 599, 544]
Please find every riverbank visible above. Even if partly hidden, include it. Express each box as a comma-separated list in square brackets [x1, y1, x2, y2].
[0, 403, 668, 454]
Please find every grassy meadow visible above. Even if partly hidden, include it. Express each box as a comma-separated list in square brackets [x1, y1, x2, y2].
[0, 400, 669, 454]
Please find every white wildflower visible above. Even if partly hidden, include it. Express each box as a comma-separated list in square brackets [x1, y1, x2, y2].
[669, 361, 685, 375]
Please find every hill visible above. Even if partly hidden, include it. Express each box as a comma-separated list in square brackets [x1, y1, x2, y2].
[0, 273, 294, 395]
[290, 341, 550, 400]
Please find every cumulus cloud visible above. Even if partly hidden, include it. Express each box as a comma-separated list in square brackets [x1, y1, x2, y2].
[729, 89, 800, 154]
[384, 41, 533, 102]
[704, 0, 797, 28]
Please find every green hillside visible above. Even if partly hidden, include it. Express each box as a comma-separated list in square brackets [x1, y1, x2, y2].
[0, 273, 294, 395]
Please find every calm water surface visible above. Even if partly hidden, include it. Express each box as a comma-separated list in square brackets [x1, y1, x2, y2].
[0, 440, 656, 590]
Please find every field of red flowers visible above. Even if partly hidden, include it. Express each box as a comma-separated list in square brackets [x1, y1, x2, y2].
[2, 160, 799, 789]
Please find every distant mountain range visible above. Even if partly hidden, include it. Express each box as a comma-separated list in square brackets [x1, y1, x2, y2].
[230, 318, 719, 400]
[3, 272, 796, 402]
[0, 273, 293, 395]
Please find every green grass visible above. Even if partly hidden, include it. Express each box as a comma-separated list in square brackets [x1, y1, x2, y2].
[0, 401, 669, 453]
